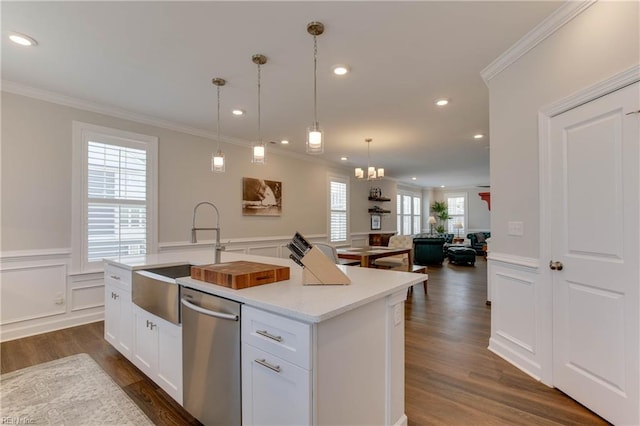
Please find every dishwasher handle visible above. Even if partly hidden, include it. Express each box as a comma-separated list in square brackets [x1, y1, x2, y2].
[181, 297, 239, 321]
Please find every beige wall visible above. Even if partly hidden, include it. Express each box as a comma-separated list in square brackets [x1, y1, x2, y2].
[487, 0, 639, 258]
[429, 186, 491, 233]
[1, 91, 385, 252]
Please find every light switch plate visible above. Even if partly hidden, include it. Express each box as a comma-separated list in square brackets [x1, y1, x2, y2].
[508, 221, 524, 236]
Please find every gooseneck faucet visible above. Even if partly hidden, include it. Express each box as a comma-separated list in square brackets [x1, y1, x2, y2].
[191, 201, 225, 263]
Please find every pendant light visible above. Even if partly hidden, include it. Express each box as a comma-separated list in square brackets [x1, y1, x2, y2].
[355, 138, 384, 180]
[251, 54, 267, 164]
[211, 77, 226, 173]
[306, 21, 324, 154]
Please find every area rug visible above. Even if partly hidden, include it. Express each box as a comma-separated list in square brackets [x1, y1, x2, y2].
[0, 353, 153, 425]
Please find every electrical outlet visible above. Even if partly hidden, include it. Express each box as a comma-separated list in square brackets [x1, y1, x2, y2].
[54, 293, 65, 305]
[508, 221, 524, 236]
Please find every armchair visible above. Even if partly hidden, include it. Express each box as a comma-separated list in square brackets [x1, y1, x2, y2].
[413, 237, 445, 265]
[467, 232, 490, 255]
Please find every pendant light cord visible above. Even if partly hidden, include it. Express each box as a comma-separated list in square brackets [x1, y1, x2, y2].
[313, 34, 318, 129]
[216, 85, 221, 151]
[258, 62, 262, 143]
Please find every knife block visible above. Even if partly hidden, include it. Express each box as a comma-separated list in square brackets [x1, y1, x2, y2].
[300, 246, 351, 285]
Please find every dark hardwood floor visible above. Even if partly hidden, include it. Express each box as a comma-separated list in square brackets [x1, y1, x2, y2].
[1, 257, 608, 425]
[405, 259, 608, 426]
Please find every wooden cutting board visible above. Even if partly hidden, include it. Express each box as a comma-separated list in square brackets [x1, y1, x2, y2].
[190, 261, 290, 289]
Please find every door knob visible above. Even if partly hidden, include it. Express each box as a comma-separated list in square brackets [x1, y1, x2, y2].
[549, 261, 563, 271]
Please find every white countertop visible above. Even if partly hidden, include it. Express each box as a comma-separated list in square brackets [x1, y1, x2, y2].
[106, 250, 426, 324]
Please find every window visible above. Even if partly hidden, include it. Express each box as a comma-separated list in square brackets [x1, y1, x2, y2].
[397, 192, 421, 235]
[73, 122, 157, 272]
[328, 175, 349, 243]
[445, 192, 467, 235]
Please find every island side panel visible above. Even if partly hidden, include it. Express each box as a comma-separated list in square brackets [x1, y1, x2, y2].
[315, 294, 406, 424]
[388, 290, 408, 426]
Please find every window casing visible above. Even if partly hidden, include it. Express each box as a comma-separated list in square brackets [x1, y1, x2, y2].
[328, 175, 349, 243]
[445, 192, 467, 235]
[397, 192, 421, 235]
[73, 122, 158, 272]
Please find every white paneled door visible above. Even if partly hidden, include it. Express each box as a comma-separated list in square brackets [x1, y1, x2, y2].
[550, 82, 639, 425]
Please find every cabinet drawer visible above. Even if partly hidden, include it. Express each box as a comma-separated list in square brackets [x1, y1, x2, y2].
[241, 343, 311, 426]
[242, 306, 311, 369]
[104, 263, 132, 288]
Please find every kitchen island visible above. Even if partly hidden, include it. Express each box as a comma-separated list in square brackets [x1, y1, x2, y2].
[104, 250, 425, 426]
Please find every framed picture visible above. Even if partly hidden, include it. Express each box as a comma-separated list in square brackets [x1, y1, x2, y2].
[370, 214, 381, 230]
[242, 177, 282, 216]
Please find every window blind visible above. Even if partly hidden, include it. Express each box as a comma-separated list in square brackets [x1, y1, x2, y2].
[330, 180, 347, 242]
[87, 141, 147, 261]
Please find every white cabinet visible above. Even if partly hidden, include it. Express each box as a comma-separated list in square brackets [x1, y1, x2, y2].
[242, 343, 311, 425]
[132, 305, 183, 405]
[104, 264, 133, 359]
[242, 294, 407, 426]
[241, 305, 312, 426]
[104, 261, 182, 405]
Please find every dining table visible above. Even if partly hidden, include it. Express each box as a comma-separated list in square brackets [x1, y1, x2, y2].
[336, 246, 413, 268]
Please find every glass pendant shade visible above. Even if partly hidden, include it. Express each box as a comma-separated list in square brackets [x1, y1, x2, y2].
[377, 168, 384, 178]
[212, 150, 225, 172]
[252, 143, 266, 164]
[355, 168, 364, 179]
[306, 124, 323, 154]
[367, 167, 375, 179]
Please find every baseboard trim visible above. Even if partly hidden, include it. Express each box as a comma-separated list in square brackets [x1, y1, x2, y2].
[488, 337, 545, 385]
[0, 311, 103, 343]
[393, 414, 408, 426]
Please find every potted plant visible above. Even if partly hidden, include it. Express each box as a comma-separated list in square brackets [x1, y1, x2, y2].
[431, 201, 451, 234]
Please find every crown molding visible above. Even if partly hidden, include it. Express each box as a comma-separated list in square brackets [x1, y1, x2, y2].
[481, 0, 596, 85]
[1, 79, 251, 146]
[1, 79, 346, 169]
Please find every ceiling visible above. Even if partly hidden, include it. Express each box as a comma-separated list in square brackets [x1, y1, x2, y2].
[1, 1, 562, 188]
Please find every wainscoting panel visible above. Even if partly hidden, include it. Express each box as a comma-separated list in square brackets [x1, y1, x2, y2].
[0, 263, 67, 325]
[247, 245, 281, 258]
[70, 273, 105, 312]
[488, 254, 544, 381]
[0, 250, 103, 342]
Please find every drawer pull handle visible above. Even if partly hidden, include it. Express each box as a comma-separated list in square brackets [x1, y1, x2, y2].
[255, 358, 281, 373]
[256, 330, 283, 342]
[110, 275, 121, 280]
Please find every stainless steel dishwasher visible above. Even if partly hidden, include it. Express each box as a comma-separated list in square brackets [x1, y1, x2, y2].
[181, 286, 241, 426]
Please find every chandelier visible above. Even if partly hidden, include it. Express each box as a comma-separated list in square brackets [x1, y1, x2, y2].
[355, 138, 384, 180]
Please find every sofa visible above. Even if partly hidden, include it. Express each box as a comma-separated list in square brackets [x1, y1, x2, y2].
[413, 236, 445, 265]
[467, 232, 490, 255]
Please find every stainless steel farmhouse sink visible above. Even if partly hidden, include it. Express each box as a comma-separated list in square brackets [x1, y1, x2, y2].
[132, 264, 193, 324]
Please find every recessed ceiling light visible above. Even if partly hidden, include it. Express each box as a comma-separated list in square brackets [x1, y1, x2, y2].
[435, 98, 449, 107]
[232, 109, 244, 116]
[474, 134, 484, 139]
[280, 140, 289, 145]
[8, 32, 37, 47]
[340, 156, 348, 161]
[412, 177, 417, 181]
[440, 185, 445, 188]
[332, 65, 350, 76]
